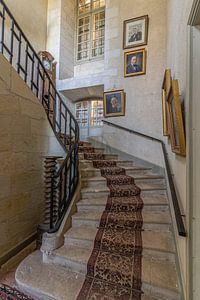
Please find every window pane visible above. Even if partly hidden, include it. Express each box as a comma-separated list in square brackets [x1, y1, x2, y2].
[77, 2, 105, 61]
[75, 101, 89, 127]
[79, 0, 91, 14]
[92, 0, 105, 10]
[92, 11, 105, 58]
[90, 100, 103, 127]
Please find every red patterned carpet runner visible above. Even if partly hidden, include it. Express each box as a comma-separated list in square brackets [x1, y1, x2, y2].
[0, 284, 34, 300]
[77, 148, 144, 300]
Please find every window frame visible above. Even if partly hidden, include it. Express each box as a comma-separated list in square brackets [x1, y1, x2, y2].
[76, 0, 105, 63]
[75, 99, 103, 128]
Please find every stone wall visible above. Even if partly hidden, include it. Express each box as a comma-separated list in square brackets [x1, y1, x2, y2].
[4, 0, 48, 52]
[0, 54, 64, 262]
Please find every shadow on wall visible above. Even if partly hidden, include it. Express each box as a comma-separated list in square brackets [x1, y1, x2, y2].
[0, 54, 64, 264]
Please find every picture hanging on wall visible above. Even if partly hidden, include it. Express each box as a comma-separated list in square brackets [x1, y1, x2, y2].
[162, 69, 172, 136]
[123, 15, 149, 49]
[167, 80, 186, 156]
[124, 48, 146, 77]
[103, 89, 126, 117]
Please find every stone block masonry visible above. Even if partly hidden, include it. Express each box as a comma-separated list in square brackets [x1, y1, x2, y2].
[0, 54, 64, 263]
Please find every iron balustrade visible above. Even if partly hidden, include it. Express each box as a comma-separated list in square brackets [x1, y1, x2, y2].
[102, 120, 186, 237]
[0, 0, 79, 233]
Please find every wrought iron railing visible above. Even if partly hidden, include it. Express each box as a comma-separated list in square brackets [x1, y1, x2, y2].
[0, 0, 79, 233]
[103, 120, 186, 237]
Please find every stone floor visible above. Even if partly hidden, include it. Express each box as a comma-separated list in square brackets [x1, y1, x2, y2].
[0, 268, 16, 286]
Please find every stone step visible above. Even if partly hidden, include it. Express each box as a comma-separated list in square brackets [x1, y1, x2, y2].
[80, 159, 134, 168]
[81, 184, 166, 200]
[81, 176, 166, 189]
[77, 196, 168, 213]
[64, 225, 175, 254]
[15, 251, 85, 300]
[79, 146, 105, 153]
[81, 166, 153, 178]
[79, 153, 118, 160]
[46, 245, 179, 295]
[15, 251, 181, 300]
[16, 251, 180, 300]
[79, 141, 91, 147]
[72, 210, 171, 231]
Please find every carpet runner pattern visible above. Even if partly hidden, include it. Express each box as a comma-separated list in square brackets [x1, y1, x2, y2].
[0, 284, 34, 300]
[77, 148, 144, 300]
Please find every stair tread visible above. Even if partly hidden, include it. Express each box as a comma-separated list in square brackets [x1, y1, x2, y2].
[81, 166, 152, 171]
[16, 251, 180, 300]
[78, 194, 168, 206]
[16, 251, 85, 300]
[80, 159, 132, 162]
[81, 182, 166, 193]
[65, 226, 175, 253]
[53, 244, 179, 293]
[81, 174, 164, 181]
[72, 210, 171, 224]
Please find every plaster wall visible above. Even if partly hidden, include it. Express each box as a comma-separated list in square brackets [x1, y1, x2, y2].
[4, 0, 48, 52]
[46, 0, 61, 78]
[165, 0, 193, 294]
[189, 22, 200, 300]
[47, 0, 76, 79]
[60, 0, 76, 79]
[0, 54, 64, 262]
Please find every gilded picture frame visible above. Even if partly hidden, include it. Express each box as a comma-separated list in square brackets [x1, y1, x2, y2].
[103, 90, 126, 118]
[167, 80, 186, 156]
[124, 48, 146, 77]
[162, 69, 172, 136]
[123, 15, 149, 49]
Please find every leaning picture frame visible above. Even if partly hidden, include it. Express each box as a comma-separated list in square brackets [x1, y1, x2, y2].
[123, 15, 149, 49]
[103, 89, 126, 118]
[162, 89, 169, 136]
[167, 80, 186, 156]
[162, 69, 172, 136]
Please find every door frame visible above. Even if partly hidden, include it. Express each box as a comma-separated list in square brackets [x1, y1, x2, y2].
[188, 1, 200, 299]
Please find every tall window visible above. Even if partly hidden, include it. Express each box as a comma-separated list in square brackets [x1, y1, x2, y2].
[77, 0, 105, 62]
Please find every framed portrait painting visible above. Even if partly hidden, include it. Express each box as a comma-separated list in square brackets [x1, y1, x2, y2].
[123, 15, 149, 49]
[103, 90, 126, 117]
[167, 80, 186, 156]
[124, 49, 146, 77]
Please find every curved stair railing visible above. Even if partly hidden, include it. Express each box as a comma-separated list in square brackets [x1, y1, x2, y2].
[103, 120, 186, 237]
[0, 0, 79, 233]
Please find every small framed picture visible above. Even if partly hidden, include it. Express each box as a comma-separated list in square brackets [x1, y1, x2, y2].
[167, 80, 186, 156]
[162, 69, 172, 136]
[103, 90, 126, 118]
[123, 15, 149, 49]
[124, 49, 146, 77]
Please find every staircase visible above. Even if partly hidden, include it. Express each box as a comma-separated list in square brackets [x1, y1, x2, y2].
[0, 1, 183, 299]
[16, 141, 181, 300]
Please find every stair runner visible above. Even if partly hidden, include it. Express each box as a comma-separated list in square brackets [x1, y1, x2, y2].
[77, 147, 144, 300]
[0, 283, 34, 300]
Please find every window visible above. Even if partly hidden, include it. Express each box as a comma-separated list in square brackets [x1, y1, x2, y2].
[75, 100, 103, 127]
[90, 100, 103, 126]
[77, 0, 105, 61]
[75, 101, 89, 127]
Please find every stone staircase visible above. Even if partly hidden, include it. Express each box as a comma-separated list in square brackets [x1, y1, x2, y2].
[16, 142, 182, 300]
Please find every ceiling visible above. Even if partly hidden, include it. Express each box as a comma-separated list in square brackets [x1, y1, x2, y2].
[62, 84, 104, 102]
